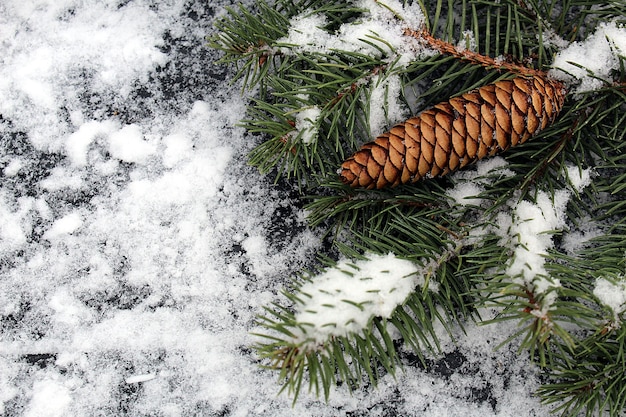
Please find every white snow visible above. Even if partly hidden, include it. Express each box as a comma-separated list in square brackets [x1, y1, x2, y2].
[0, 194, 29, 252]
[24, 378, 72, 417]
[65, 120, 119, 168]
[447, 182, 484, 207]
[292, 253, 418, 346]
[499, 190, 569, 308]
[0, 0, 612, 416]
[549, 20, 626, 93]
[278, 1, 425, 60]
[562, 215, 603, 256]
[0, 0, 174, 151]
[593, 277, 626, 323]
[162, 133, 193, 168]
[108, 124, 156, 164]
[456, 30, 477, 52]
[460, 164, 593, 312]
[3, 158, 24, 177]
[294, 105, 321, 144]
[565, 163, 592, 193]
[446, 156, 515, 207]
[368, 73, 409, 137]
[43, 212, 84, 240]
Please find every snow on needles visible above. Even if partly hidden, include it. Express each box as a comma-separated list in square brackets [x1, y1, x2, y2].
[495, 166, 592, 311]
[277, 0, 428, 139]
[278, 0, 425, 62]
[450, 161, 593, 312]
[293, 101, 321, 145]
[593, 277, 626, 325]
[549, 21, 626, 93]
[292, 253, 417, 347]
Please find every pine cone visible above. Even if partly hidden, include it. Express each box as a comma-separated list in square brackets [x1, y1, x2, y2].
[340, 75, 566, 189]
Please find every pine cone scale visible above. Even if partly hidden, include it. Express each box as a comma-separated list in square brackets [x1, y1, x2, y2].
[449, 97, 466, 115]
[513, 76, 531, 93]
[370, 143, 387, 165]
[466, 132, 478, 158]
[340, 75, 566, 189]
[435, 143, 447, 168]
[436, 113, 452, 135]
[512, 89, 529, 113]
[512, 105, 525, 136]
[480, 119, 494, 148]
[495, 124, 508, 149]
[367, 157, 381, 180]
[421, 114, 437, 144]
[527, 110, 539, 133]
[531, 89, 543, 117]
[495, 103, 511, 133]
[479, 86, 497, 106]
[466, 112, 480, 142]
[389, 134, 404, 154]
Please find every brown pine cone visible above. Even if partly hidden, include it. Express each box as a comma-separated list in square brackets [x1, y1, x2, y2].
[340, 75, 566, 189]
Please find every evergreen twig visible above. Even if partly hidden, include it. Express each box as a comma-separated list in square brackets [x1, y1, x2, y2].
[211, 0, 626, 414]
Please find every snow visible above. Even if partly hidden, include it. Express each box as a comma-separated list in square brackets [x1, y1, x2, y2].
[456, 30, 477, 52]
[498, 190, 569, 310]
[0, 0, 609, 416]
[368, 73, 409, 137]
[108, 124, 157, 164]
[446, 156, 515, 207]
[24, 378, 72, 417]
[549, 20, 626, 93]
[43, 212, 84, 240]
[565, 163, 593, 193]
[3, 158, 24, 177]
[292, 253, 417, 346]
[450, 162, 593, 312]
[278, 0, 427, 66]
[593, 277, 626, 323]
[65, 120, 119, 168]
[447, 182, 484, 207]
[294, 104, 321, 145]
[495, 168, 592, 292]
[562, 215, 603, 256]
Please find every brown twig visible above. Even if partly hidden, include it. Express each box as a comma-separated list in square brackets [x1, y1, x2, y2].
[404, 28, 549, 78]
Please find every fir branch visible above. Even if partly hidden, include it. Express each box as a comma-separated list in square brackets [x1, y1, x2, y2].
[254, 246, 468, 401]
[214, 0, 626, 414]
[539, 326, 626, 417]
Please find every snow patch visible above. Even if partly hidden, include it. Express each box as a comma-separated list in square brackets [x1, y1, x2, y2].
[65, 120, 119, 167]
[368, 73, 408, 137]
[446, 157, 515, 207]
[3, 158, 25, 177]
[594, 277, 626, 322]
[447, 182, 484, 207]
[25, 378, 71, 417]
[108, 124, 156, 164]
[277, 0, 426, 66]
[550, 21, 626, 93]
[565, 164, 592, 193]
[43, 212, 84, 240]
[162, 134, 193, 168]
[294, 105, 321, 145]
[292, 253, 417, 346]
